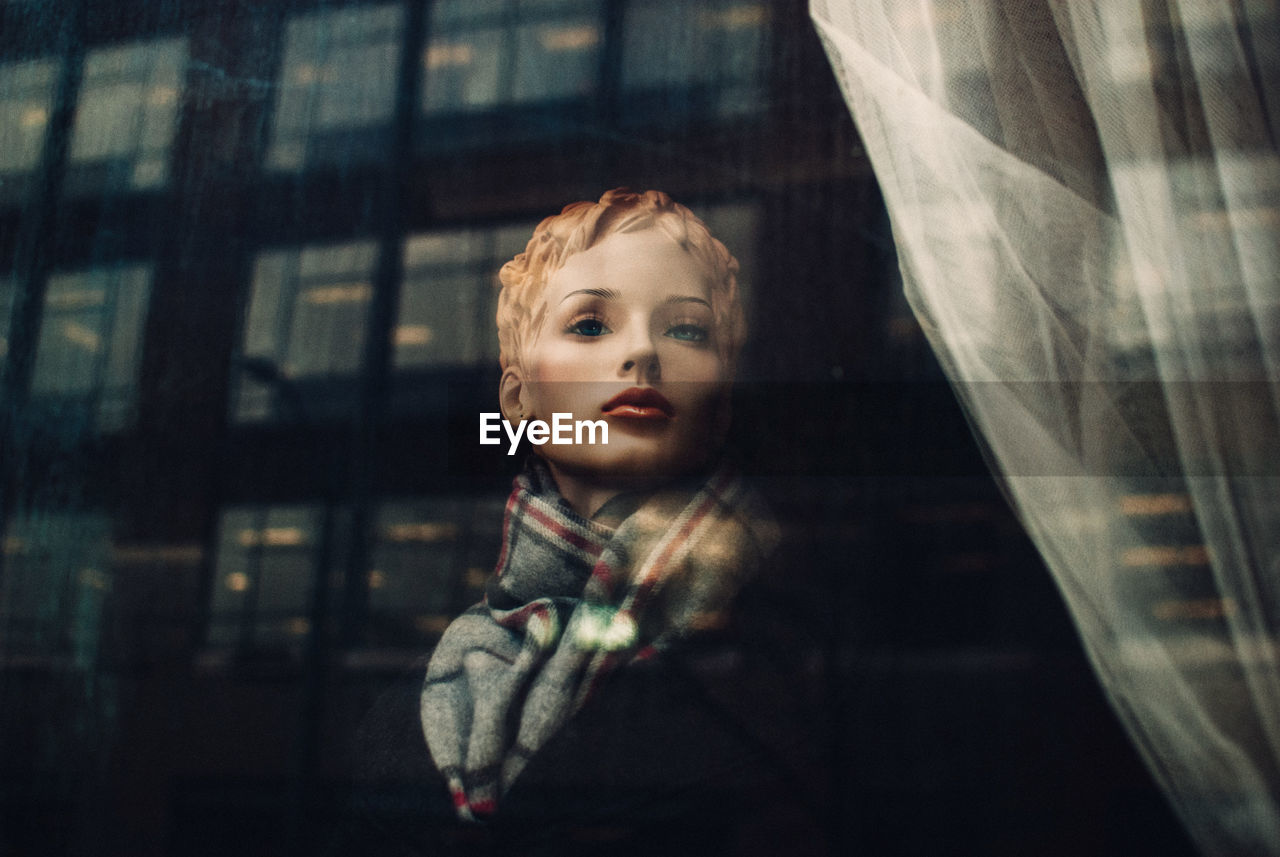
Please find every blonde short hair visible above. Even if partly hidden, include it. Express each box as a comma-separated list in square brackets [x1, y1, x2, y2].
[496, 188, 746, 371]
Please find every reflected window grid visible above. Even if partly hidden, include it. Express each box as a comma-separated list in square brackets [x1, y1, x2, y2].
[20, 265, 152, 431]
[1107, 155, 1280, 375]
[0, 56, 58, 198]
[366, 495, 503, 645]
[0, 512, 113, 657]
[394, 223, 537, 370]
[267, 4, 405, 171]
[422, 0, 605, 114]
[68, 37, 187, 191]
[620, 0, 770, 117]
[206, 498, 502, 651]
[1112, 478, 1228, 640]
[236, 241, 378, 422]
[207, 505, 322, 650]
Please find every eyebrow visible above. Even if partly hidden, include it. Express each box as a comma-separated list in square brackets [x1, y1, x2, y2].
[560, 288, 620, 303]
[663, 296, 713, 309]
[558, 288, 712, 310]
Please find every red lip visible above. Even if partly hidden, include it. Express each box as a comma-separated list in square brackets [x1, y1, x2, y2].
[601, 387, 674, 420]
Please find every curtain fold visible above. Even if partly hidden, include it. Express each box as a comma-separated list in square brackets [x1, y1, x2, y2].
[811, 1, 1280, 853]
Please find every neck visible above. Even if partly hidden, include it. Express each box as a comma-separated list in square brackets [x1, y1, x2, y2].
[544, 462, 651, 520]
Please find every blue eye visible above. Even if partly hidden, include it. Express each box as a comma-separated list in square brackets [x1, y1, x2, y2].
[569, 317, 609, 337]
[666, 323, 708, 343]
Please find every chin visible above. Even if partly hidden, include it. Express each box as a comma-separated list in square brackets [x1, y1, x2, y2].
[546, 440, 713, 486]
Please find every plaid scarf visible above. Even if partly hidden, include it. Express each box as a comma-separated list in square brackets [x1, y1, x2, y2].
[420, 460, 777, 821]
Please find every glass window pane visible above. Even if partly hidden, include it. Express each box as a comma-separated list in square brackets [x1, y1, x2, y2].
[510, 19, 601, 102]
[0, 512, 112, 655]
[422, 28, 504, 112]
[235, 241, 377, 421]
[286, 281, 372, 376]
[102, 266, 151, 392]
[28, 264, 151, 429]
[422, 0, 604, 114]
[369, 499, 465, 615]
[0, 57, 57, 186]
[242, 253, 288, 359]
[394, 270, 484, 367]
[366, 496, 504, 645]
[68, 37, 187, 191]
[71, 82, 147, 161]
[267, 4, 404, 171]
[430, 0, 507, 27]
[27, 271, 96, 381]
[395, 223, 536, 370]
[207, 505, 321, 649]
[621, 1, 769, 116]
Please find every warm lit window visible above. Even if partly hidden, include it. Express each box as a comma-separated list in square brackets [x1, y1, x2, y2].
[267, 4, 404, 171]
[67, 37, 187, 192]
[207, 506, 323, 650]
[16, 264, 152, 431]
[394, 222, 533, 370]
[235, 241, 378, 421]
[621, 0, 770, 117]
[421, 0, 603, 113]
[0, 56, 57, 202]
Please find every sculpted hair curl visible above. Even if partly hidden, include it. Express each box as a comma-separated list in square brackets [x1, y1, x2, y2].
[496, 188, 746, 371]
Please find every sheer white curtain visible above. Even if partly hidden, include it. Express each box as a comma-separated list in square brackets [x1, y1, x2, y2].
[810, 1, 1280, 853]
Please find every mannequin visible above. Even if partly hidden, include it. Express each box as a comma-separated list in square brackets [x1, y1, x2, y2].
[343, 190, 824, 856]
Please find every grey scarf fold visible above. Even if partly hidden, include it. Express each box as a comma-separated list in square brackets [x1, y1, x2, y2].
[420, 461, 776, 820]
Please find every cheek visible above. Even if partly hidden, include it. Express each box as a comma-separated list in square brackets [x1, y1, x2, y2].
[531, 358, 578, 386]
[528, 342, 609, 384]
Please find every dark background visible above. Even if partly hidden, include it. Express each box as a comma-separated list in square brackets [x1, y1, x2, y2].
[0, 1, 1198, 854]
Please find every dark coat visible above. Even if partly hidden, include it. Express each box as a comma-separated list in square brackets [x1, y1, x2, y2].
[329, 566, 832, 857]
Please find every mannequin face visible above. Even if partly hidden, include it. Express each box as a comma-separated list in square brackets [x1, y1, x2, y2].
[502, 227, 731, 487]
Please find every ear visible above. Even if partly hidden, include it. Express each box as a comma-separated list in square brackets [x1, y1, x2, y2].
[499, 366, 530, 423]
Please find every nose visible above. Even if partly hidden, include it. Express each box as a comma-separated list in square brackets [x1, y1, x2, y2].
[619, 334, 660, 382]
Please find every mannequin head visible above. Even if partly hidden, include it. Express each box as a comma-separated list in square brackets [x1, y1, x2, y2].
[496, 188, 745, 373]
[495, 190, 746, 514]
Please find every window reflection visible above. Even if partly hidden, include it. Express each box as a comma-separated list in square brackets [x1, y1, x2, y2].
[393, 207, 755, 373]
[422, 0, 603, 113]
[1109, 154, 1280, 376]
[365, 495, 502, 646]
[621, 1, 769, 117]
[699, 202, 760, 301]
[11, 264, 152, 431]
[268, 4, 403, 171]
[0, 56, 57, 203]
[1, 511, 112, 658]
[235, 241, 377, 421]
[204, 497, 503, 653]
[207, 506, 322, 651]
[68, 37, 187, 193]
[394, 222, 533, 370]
[0, 274, 12, 361]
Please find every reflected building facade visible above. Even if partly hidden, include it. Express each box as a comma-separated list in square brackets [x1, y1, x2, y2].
[0, 2, 1201, 856]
